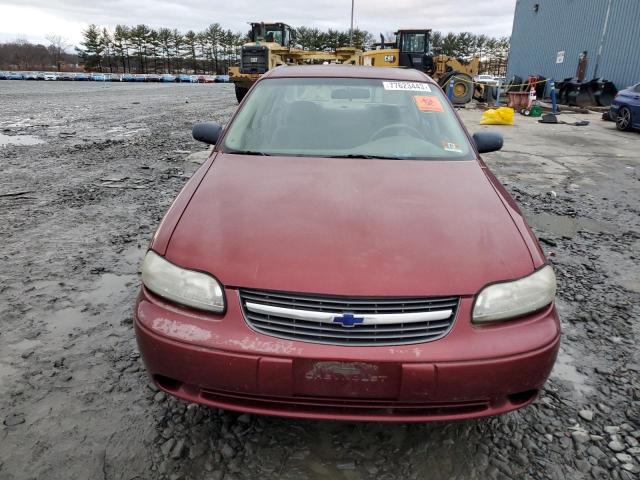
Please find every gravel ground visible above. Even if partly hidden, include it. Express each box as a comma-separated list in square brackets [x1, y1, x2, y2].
[0, 81, 638, 480]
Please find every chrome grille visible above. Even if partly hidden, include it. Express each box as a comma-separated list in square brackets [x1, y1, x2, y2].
[239, 289, 458, 346]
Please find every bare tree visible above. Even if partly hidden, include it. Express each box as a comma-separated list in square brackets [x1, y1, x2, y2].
[45, 34, 70, 71]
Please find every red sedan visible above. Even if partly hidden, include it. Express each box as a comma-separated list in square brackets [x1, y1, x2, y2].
[135, 66, 559, 422]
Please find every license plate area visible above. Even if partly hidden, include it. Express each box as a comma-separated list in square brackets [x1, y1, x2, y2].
[293, 360, 401, 399]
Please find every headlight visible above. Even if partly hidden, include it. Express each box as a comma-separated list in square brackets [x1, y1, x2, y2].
[472, 265, 556, 323]
[141, 251, 225, 313]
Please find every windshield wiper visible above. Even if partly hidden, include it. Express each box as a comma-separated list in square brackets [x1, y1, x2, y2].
[326, 154, 406, 160]
[225, 149, 270, 156]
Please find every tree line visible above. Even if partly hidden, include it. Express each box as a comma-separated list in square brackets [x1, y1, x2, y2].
[0, 24, 510, 76]
[0, 36, 78, 71]
[292, 27, 373, 51]
[430, 32, 510, 76]
[76, 24, 245, 75]
[75, 24, 375, 75]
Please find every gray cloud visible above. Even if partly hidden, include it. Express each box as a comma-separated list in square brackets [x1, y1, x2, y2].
[0, 0, 516, 45]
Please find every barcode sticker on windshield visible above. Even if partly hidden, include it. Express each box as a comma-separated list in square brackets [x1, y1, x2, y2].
[383, 81, 432, 92]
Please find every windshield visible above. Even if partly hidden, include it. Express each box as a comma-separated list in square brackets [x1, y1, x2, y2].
[264, 28, 283, 44]
[401, 34, 426, 53]
[222, 77, 473, 160]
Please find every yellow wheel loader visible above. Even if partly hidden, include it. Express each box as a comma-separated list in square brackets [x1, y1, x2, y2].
[229, 22, 361, 102]
[361, 29, 481, 105]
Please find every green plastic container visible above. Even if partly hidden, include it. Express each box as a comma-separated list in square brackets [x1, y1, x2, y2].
[530, 105, 543, 117]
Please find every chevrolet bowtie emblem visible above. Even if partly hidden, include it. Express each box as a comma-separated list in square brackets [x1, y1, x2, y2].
[332, 313, 364, 328]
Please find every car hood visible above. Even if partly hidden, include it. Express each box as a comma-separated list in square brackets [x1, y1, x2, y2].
[165, 154, 534, 296]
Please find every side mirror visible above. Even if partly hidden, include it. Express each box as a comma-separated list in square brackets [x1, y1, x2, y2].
[192, 122, 222, 145]
[472, 132, 503, 153]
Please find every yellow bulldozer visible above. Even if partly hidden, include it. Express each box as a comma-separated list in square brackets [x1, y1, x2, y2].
[229, 24, 481, 105]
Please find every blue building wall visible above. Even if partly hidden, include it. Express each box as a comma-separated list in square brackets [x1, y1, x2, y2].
[506, 0, 640, 90]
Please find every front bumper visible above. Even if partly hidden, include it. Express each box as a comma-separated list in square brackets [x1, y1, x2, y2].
[135, 287, 560, 422]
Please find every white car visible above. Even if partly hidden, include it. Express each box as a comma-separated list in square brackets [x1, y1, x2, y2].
[474, 74, 499, 86]
[44, 73, 58, 81]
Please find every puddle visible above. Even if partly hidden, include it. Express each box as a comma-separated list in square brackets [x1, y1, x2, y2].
[83, 273, 136, 306]
[0, 362, 19, 391]
[48, 307, 86, 334]
[9, 338, 42, 353]
[0, 132, 44, 146]
[121, 244, 146, 266]
[527, 212, 616, 237]
[47, 271, 134, 333]
[44, 248, 143, 335]
[550, 300, 594, 398]
[594, 246, 640, 294]
[551, 344, 594, 397]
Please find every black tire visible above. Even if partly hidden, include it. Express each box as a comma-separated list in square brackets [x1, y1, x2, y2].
[616, 107, 633, 131]
[234, 85, 248, 103]
[438, 72, 473, 105]
[451, 73, 473, 105]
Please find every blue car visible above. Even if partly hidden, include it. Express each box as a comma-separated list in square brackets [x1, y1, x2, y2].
[161, 74, 176, 83]
[120, 74, 134, 82]
[8, 72, 24, 80]
[91, 73, 106, 81]
[75, 73, 90, 81]
[610, 83, 640, 132]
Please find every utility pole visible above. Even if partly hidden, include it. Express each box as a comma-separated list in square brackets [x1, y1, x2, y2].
[593, 0, 612, 79]
[349, 0, 354, 45]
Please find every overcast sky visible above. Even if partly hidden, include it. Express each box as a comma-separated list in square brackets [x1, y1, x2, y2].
[0, 0, 517, 47]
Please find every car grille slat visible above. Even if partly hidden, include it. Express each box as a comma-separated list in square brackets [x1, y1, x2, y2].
[252, 327, 442, 345]
[239, 289, 458, 346]
[241, 290, 457, 305]
[246, 313, 452, 333]
[240, 295, 456, 312]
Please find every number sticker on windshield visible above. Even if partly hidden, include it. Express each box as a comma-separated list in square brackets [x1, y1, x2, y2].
[413, 95, 443, 112]
[382, 81, 432, 92]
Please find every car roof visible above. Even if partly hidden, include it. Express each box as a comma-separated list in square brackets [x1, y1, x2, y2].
[262, 65, 434, 83]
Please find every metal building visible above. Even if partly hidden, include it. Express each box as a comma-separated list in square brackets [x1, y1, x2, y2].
[507, 0, 640, 90]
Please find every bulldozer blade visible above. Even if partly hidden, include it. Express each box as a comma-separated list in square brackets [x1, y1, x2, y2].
[589, 79, 617, 107]
[567, 85, 594, 108]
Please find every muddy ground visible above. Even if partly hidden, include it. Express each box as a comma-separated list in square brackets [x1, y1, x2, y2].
[0, 81, 638, 480]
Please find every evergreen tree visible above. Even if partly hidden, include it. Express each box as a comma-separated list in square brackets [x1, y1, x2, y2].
[184, 30, 198, 73]
[204, 23, 222, 74]
[131, 24, 151, 73]
[157, 28, 173, 73]
[148, 29, 160, 73]
[113, 25, 130, 73]
[431, 31, 443, 55]
[77, 24, 104, 70]
[441, 32, 459, 57]
[101, 28, 114, 72]
[456, 32, 475, 58]
[172, 29, 184, 73]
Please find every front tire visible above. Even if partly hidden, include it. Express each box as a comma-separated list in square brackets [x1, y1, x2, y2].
[234, 85, 248, 103]
[616, 106, 633, 131]
[438, 72, 473, 105]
